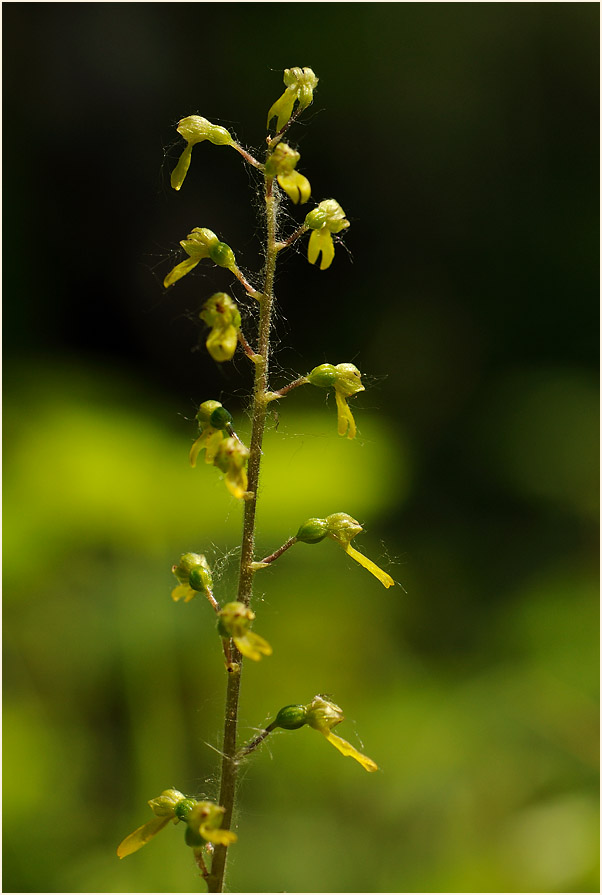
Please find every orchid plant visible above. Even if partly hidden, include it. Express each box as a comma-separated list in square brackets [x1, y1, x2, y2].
[117, 66, 394, 893]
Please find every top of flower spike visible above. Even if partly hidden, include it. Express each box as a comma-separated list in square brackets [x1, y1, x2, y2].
[267, 67, 319, 132]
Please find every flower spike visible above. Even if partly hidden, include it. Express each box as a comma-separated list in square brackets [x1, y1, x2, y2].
[307, 363, 365, 438]
[117, 790, 236, 859]
[170, 115, 234, 191]
[267, 67, 319, 132]
[304, 199, 350, 270]
[296, 512, 394, 588]
[217, 602, 272, 661]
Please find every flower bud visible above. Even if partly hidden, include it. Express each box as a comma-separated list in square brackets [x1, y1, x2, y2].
[196, 400, 227, 426]
[174, 798, 197, 821]
[307, 363, 337, 388]
[172, 552, 211, 586]
[209, 240, 237, 271]
[148, 789, 186, 817]
[272, 704, 308, 730]
[295, 517, 329, 543]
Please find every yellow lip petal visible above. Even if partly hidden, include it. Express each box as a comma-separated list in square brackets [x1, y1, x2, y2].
[117, 816, 170, 858]
[234, 631, 273, 662]
[334, 389, 356, 439]
[163, 256, 200, 289]
[344, 544, 394, 588]
[200, 824, 238, 846]
[323, 731, 378, 772]
[171, 583, 196, 603]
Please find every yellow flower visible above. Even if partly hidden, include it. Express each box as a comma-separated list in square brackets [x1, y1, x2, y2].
[295, 512, 394, 588]
[304, 199, 350, 270]
[117, 790, 236, 859]
[199, 293, 242, 362]
[163, 228, 237, 289]
[213, 437, 250, 500]
[217, 601, 272, 661]
[267, 67, 319, 132]
[307, 363, 364, 439]
[270, 696, 377, 772]
[170, 115, 234, 191]
[265, 142, 311, 204]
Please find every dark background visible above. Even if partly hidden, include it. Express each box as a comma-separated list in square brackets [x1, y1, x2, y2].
[3, 3, 599, 893]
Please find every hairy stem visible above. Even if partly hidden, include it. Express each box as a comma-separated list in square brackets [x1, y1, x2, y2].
[208, 174, 279, 894]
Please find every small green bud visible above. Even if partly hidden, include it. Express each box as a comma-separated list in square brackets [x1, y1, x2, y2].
[189, 565, 213, 594]
[209, 405, 233, 429]
[307, 363, 337, 389]
[273, 704, 308, 730]
[174, 798, 197, 821]
[209, 240, 237, 271]
[184, 824, 205, 848]
[196, 400, 224, 426]
[148, 789, 186, 817]
[295, 517, 329, 543]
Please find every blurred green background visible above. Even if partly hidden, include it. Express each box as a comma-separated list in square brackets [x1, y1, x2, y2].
[3, 4, 599, 893]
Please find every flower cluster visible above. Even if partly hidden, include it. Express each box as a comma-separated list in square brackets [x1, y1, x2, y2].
[117, 789, 236, 859]
[296, 512, 394, 588]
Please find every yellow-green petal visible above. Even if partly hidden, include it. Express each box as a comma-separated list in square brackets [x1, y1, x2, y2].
[233, 631, 273, 662]
[200, 824, 238, 845]
[206, 325, 238, 362]
[334, 389, 356, 439]
[224, 465, 248, 500]
[344, 544, 395, 588]
[267, 90, 296, 131]
[163, 256, 200, 289]
[171, 583, 196, 603]
[307, 229, 335, 270]
[171, 143, 193, 191]
[277, 171, 311, 205]
[323, 730, 378, 772]
[117, 816, 170, 858]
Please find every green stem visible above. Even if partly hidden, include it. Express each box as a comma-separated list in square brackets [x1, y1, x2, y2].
[207, 173, 278, 894]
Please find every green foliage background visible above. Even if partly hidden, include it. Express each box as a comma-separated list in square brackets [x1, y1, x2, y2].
[3, 4, 598, 893]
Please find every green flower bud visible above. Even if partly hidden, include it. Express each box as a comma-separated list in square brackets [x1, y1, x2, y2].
[307, 363, 337, 389]
[189, 565, 214, 594]
[174, 798, 197, 821]
[273, 704, 308, 730]
[148, 789, 187, 817]
[196, 400, 224, 426]
[304, 199, 349, 234]
[209, 405, 233, 429]
[295, 517, 329, 543]
[209, 240, 237, 271]
[184, 824, 205, 848]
